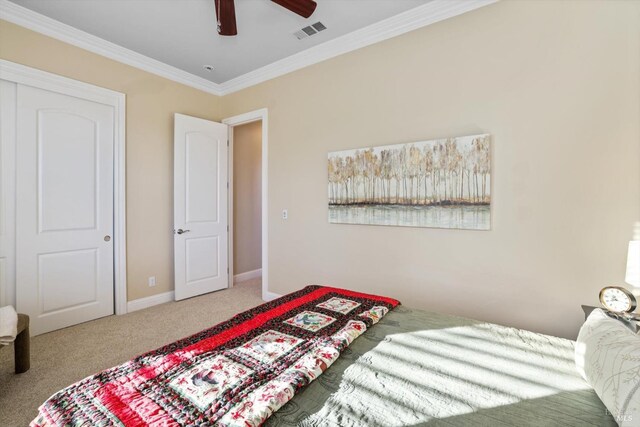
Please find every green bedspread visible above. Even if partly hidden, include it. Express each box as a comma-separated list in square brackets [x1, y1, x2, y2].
[266, 306, 615, 426]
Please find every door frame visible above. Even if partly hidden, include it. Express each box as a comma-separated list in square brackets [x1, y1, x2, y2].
[222, 108, 276, 301]
[0, 59, 128, 315]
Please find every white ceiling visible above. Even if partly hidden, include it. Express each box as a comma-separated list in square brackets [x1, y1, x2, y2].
[8, 0, 431, 84]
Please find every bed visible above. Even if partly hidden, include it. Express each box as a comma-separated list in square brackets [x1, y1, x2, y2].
[32, 287, 615, 426]
[266, 305, 616, 426]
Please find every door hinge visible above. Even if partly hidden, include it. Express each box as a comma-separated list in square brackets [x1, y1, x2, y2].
[227, 139, 229, 147]
[227, 181, 229, 189]
[227, 225, 229, 232]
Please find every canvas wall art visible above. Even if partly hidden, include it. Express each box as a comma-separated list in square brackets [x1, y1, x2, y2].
[328, 134, 491, 230]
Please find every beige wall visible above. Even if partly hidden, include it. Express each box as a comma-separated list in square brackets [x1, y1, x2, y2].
[2, 0, 640, 339]
[220, 0, 640, 339]
[0, 20, 222, 301]
[233, 121, 262, 275]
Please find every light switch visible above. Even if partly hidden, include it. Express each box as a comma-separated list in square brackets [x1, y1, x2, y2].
[282, 209, 288, 220]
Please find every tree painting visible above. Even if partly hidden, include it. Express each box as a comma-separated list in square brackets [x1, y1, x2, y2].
[328, 134, 491, 230]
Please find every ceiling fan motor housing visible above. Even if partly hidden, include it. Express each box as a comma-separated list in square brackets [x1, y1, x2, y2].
[215, 0, 318, 36]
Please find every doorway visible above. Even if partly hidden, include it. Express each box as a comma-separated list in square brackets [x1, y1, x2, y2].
[223, 109, 275, 301]
[231, 121, 262, 284]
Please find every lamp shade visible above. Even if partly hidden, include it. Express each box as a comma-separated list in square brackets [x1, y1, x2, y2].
[626, 240, 640, 287]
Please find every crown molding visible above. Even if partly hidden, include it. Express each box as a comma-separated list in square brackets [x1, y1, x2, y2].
[217, 0, 497, 95]
[0, 0, 497, 97]
[0, 0, 224, 95]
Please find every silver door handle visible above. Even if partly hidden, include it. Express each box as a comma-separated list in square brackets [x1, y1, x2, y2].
[176, 229, 190, 235]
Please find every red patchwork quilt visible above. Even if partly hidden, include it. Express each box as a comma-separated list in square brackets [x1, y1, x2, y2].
[32, 285, 399, 426]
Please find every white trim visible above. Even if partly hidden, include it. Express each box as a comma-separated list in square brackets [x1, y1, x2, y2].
[218, 0, 497, 95]
[0, 0, 223, 96]
[223, 109, 269, 127]
[233, 268, 262, 284]
[0, 0, 496, 96]
[127, 291, 174, 313]
[0, 59, 124, 105]
[223, 109, 269, 301]
[0, 80, 17, 308]
[263, 292, 282, 302]
[0, 59, 128, 316]
[113, 87, 127, 315]
[227, 127, 234, 289]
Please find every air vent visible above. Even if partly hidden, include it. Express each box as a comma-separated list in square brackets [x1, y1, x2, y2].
[294, 21, 327, 40]
[311, 22, 326, 32]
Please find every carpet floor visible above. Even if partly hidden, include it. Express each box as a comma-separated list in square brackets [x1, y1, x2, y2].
[0, 279, 264, 426]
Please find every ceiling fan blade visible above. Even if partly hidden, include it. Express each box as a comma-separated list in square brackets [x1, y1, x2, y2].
[271, 0, 317, 19]
[215, 0, 237, 36]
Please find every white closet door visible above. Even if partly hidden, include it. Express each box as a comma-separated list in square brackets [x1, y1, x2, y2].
[174, 113, 228, 301]
[0, 80, 17, 308]
[16, 84, 115, 335]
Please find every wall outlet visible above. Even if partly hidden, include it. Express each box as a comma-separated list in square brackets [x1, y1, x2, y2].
[282, 209, 288, 220]
[148, 276, 156, 287]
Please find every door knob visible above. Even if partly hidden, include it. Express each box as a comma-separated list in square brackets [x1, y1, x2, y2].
[176, 229, 190, 235]
[104, 235, 111, 242]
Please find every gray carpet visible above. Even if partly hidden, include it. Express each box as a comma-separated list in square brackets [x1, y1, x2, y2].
[0, 279, 264, 426]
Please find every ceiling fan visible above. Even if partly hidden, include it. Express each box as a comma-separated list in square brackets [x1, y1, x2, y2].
[215, 0, 317, 36]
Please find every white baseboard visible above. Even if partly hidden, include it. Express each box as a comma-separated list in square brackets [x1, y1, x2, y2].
[234, 268, 262, 283]
[263, 291, 282, 302]
[126, 291, 174, 313]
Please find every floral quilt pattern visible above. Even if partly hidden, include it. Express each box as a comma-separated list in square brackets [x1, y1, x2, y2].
[283, 310, 336, 332]
[169, 355, 253, 411]
[234, 330, 303, 364]
[31, 286, 399, 427]
[359, 306, 389, 324]
[317, 297, 361, 314]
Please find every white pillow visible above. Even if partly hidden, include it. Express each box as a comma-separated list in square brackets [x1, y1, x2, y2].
[575, 308, 640, 426]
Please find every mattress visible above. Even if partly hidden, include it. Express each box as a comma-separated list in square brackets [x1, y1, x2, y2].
[266, 306, 616, 426]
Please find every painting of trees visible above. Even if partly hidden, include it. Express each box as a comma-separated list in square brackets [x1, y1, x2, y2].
[328, 134, 491, 206]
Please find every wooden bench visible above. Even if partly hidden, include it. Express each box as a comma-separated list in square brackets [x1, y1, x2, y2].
[3, 313, 30, 373]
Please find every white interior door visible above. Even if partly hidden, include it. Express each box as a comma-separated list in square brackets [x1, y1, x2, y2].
[15, 84, 115, 336]
[174, 113, 228, 300]
[0, 80, 17, 309]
